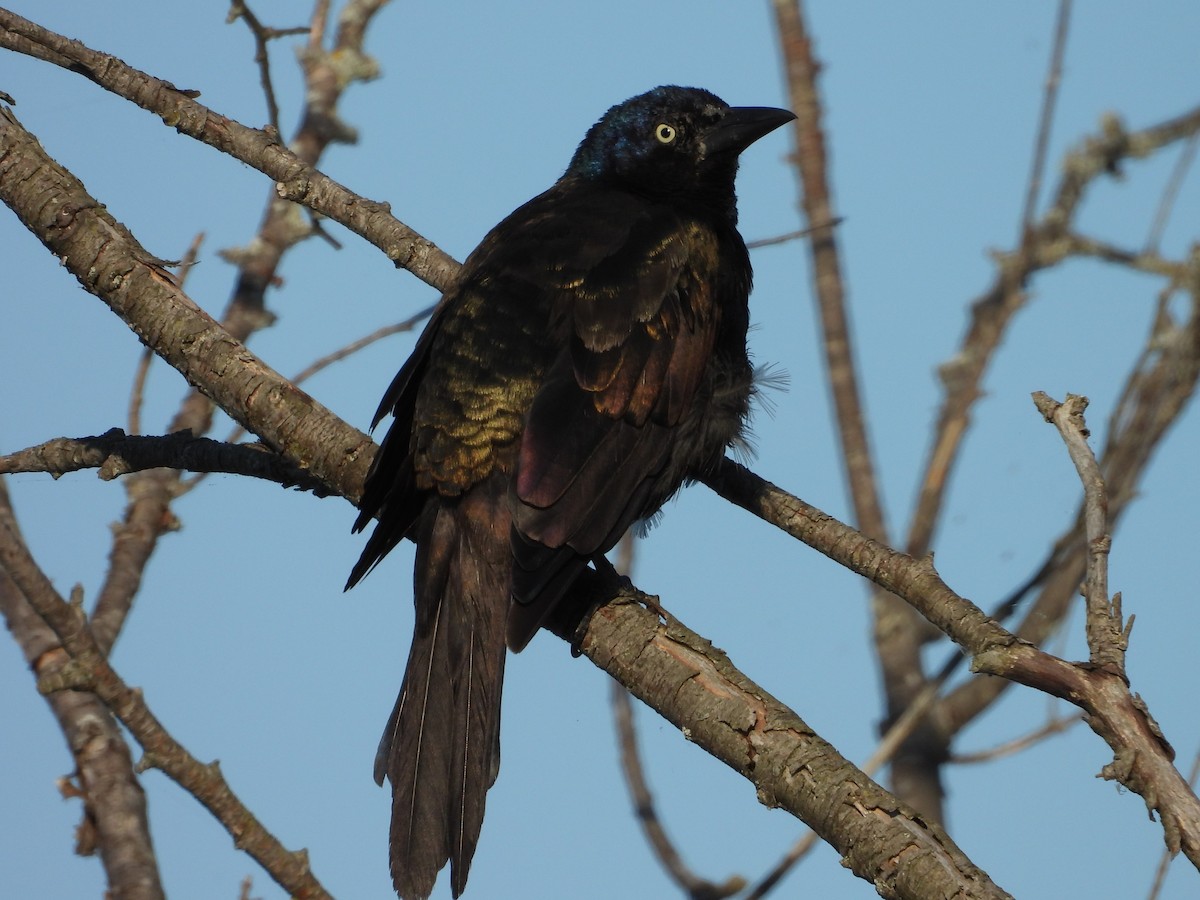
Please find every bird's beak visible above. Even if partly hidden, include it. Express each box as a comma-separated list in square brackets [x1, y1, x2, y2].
[704, 106, 796, 157]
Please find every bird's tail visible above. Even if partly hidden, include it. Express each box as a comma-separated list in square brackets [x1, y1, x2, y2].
[376, 479, 509, 900]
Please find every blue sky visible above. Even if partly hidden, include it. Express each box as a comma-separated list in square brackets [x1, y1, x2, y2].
[3, 2, 1199, 898]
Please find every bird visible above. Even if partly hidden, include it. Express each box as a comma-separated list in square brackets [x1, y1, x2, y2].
[345, 85, 794, 900]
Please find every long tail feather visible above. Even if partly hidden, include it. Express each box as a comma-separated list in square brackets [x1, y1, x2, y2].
[378, 480, 509, 900]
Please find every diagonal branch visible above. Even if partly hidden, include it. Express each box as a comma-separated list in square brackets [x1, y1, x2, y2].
[0, 493, 332, 900]
[0, 482, 166, 900]
[571, 583, 1012, 900]
[704, 459, 1200, 869]
[0, 8, 459, 293]
[0, 104, 372, 505]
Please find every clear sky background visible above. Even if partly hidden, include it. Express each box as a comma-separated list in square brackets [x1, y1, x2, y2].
[3, 2, 1199, 899]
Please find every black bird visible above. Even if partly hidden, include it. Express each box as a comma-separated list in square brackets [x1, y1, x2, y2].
[346, 85, 793, 900]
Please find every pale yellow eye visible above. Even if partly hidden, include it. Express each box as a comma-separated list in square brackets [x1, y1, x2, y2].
[654, 123, 677, 144]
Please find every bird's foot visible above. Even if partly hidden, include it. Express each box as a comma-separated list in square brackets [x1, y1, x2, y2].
[591, 555, 672, 626]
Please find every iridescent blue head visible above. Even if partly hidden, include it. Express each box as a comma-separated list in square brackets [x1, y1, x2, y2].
[565, 86, 794, 211]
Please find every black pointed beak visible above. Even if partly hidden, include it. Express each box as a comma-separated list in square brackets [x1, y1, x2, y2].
[704, 106, 796, 157]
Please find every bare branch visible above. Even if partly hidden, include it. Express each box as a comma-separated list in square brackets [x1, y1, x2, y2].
[704, 459, 1200, 868]
[744, 218, 841, 250]
[951, 715, 1082, 766]
[573, 583, 1012, 900]
[1063, 232, 1189, 278]
[940, 260, 1200, 733]
[0, 105, 371, 504]
[1031, 392, 1128, 669]
[1018, 0, 1072, 242]
[611, 685, 745, 900]
[0, 503, 332, 900]
[0, 484, 165, 900]
[0, 9, 460, 292]
[906, 103, 1200, 562]
[0, 429, 330, 493]
[1145, 132, 1199, 253]
[226, 0, 309, 134]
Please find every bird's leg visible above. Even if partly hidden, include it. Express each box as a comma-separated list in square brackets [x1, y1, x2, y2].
[591, 553, 632, 591]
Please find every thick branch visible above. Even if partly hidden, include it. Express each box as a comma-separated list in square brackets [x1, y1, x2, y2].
[0, 105, 371, 504]
[574, 584, 1011, 900]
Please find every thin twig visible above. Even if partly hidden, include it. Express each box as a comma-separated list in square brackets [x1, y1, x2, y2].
[1018, 0, 1072, 243]
[951, 715, 1082, 765]
[745, 218, 841, 250]
[1031, 392, 1127, 669]
[192, 307, 435, 483]
[128, 233, 205, 435]
[0, 429, 331, 494]
[611, 684, 745, 900]
[227, 0, 308, 134]
[1145, 132, 1199, 253]
[907, 0, 1075, 562]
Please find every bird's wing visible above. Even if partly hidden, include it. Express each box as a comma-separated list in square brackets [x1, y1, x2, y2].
[344, 297, 453, 590]
[507, 192, 719, 647]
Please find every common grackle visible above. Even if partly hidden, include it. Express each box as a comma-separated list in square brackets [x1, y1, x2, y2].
[346, 85, 794, 900]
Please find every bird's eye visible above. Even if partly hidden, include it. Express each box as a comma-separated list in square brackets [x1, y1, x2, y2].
[654, 123, 677, 144]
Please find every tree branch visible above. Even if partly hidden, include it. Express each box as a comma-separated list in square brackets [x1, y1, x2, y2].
[0, 494, 332, 900]
[704, 459, 1200, 869]
[0, 104, 372, 505]
[1031, 392, 1128, 669]
[0, 8, 459, 292]
[939, 263, 1200, 733]
[906, 104, 1200, 563]
[574, 583, 1012, 900]
[0, 482, 166, 900]
[0, 428, 332, 493]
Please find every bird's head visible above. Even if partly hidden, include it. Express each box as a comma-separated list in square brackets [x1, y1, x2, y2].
[565, 86, 794, 213]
